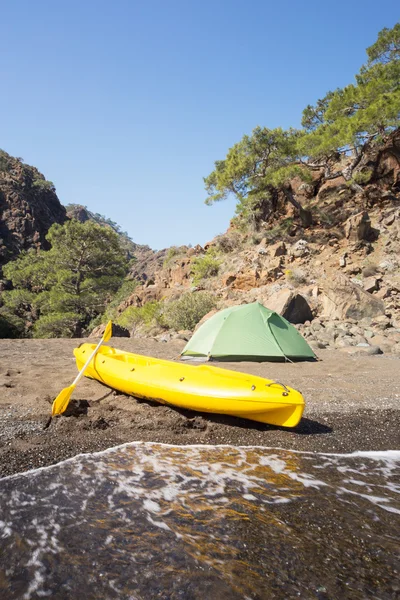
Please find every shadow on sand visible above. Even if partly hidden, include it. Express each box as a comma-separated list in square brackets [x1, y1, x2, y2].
[136, 398, 333, 436]
[60, 393, 332, 437]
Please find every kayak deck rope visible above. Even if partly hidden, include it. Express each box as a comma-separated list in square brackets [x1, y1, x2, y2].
[265, 382, 289, 396]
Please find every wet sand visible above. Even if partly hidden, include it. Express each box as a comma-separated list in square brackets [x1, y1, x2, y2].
[0, 338, 399, 478]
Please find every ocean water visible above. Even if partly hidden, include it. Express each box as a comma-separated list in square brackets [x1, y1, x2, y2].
[0, 443, 399, 600]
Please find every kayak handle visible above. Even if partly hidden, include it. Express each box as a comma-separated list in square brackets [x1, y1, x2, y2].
[266, 382, 289, 396]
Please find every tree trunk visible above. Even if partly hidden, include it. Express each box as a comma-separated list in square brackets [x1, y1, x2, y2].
[283, 187, 313, 227]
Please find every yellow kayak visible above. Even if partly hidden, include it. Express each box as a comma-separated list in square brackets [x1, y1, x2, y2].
[74, 344, 305, 427]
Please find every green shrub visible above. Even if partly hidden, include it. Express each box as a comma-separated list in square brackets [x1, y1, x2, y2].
[163, 246, 182, 268]
[33, 312, 81, 338]
[32, 178, 56, 192]
[250, 233, 263, 245]
[162, 292, 216, 331]
[2, 220, 129, 337]
[191, 249, 221, 284]
[315, 209, 334, 226]
[214, 231, 242, 253]
[351, 169, 373, 185]
[264, 218, 294, 242]
[103, 279, 138, 322]
[116, 301, 163, 331]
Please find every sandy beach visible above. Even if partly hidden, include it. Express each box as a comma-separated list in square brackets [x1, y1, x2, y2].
[0, 337, 399, 478]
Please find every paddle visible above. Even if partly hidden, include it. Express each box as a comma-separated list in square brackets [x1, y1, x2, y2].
[51, 321, 113, 416]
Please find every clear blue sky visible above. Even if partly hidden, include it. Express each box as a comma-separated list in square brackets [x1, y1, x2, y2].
[0, 1, 398, 249]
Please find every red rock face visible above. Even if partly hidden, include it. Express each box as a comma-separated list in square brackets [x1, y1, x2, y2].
[0, 155, 67, 267]
[363, 128, 400, 188]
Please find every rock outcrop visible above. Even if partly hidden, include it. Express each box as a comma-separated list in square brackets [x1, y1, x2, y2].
[0, 152, 66, 267]
[266, 289, 313, 324]
[321, 274, 385, 320]
[344, 212, 372, 242]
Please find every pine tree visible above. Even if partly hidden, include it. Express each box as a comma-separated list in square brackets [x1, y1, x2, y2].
[204, 23, 400, 223]
[1, 220, 129, 337]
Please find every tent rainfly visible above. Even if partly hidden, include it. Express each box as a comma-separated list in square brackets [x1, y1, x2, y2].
[181, 302, 315, 362]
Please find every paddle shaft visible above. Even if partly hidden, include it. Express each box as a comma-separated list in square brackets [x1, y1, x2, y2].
[72, 337, 105, 386]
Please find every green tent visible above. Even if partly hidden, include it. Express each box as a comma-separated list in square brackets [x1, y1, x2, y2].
[181, 301, 315, 361]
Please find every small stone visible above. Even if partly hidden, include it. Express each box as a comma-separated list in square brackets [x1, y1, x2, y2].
[309, 340, 327, 350]
[176, 330, 192, 341]
[375, 286, 391, 299]
[369, 334, 393, 351]
[350, 277, 363, 287]
[384, 214, 396, 227]
[268, 241, 286, 257]
[335, 336, 354, 348]
[365, 345, 383, 355]
[339, 345, 382, 356]
[379, 260, 396, 272]
[349, 326, 362, 336]
[363, 277, 379, 293]
[371, 315, 390, 327]
[90, 417, 109, 430]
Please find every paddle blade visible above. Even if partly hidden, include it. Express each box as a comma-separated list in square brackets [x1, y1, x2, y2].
[103, 320, 112, 342]
[52, 384, 76, 416]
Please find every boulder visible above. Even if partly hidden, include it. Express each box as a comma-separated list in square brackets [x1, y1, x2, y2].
[89, 323, 130, 338]
[363, 276, 379, 293]
[370, 315, 390, 330]
[344, 211, 371, 242]
[123, 284, 164, 308]
[309, 340, 327, 350]
[266, 289, 313, 324]
[169, 259, 191, 286]
[176, 330, 192, 341]
[386, 331, 400, 344]
[258, 258, 284, 284]
[187, 244, 203, 257]
[339, 345, 383, 356]
[335, 336, 354, 348]
[291, 239, 309, 258]
[379, 260, 396, 272]
[383, 213, 396, 227]
[368, 334, 393, 353]
[231, 271, 259, 291]
[268, 241, 286, 257]
[375, 286, 392, 299]
[321, 274, 385, 321]
[391, 343, 400, 356]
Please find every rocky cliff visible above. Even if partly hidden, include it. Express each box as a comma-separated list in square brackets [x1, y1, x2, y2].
[0, 153, 161, 284]
[116, 129, 400, 355]
[0, 151, 67, 268]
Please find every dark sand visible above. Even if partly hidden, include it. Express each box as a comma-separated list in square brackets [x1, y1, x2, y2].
[0, 338, 399, 478]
